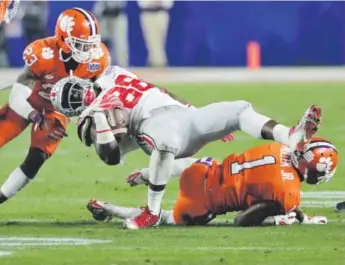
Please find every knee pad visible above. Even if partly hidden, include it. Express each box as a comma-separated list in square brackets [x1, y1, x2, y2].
[20, 148, 48, 179]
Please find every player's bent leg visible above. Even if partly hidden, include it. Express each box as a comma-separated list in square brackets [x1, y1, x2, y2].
[125, 122, 183, 229]
[0, 111, 69, 204]
[0, 148, 48, 203]
[127, 157, 198, 186]
[87, 199, 176, 225]
[87, 199, 128, 222]
[237, 102, 321, 151]
[173, 164, 215, 226]
[0, 104, 29, 148]
[124, 148, 176, 229]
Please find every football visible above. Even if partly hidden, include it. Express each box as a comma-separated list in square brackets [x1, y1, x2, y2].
[105, 107, 129, 143]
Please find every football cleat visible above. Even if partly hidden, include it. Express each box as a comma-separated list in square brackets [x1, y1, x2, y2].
[335, 201, 345, 213]
[289, 105, 321, 154]
[123, 206, 160, 229]
[87, 199, 113, 222]
[127, 170, 149, 187]
[221, 132, 235, 142]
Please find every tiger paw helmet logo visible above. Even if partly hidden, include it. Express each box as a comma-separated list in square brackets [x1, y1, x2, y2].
[42, 48, 54, 59]
[316, 157, 333, 173]
[60, 15, 75, 32]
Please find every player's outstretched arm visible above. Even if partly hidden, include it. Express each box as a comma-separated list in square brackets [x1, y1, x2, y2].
[234, 200, 283, 227]
[127, 157, 199, 186]
[9, 66, 38, 120]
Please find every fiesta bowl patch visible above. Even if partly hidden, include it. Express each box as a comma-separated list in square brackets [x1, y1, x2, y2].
[88, 62, 101, 72]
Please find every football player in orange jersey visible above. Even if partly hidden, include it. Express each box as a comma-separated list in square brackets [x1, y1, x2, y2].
[0, 8, 110, 205]
[87, 137, 338, 227]
[0, 0, 19, 24]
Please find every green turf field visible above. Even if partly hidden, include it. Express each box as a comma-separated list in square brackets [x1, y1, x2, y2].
[0, 82, 344, 265]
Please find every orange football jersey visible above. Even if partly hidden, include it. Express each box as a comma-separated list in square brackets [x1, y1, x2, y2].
[204, 143, 301, 214]
[23, 37, 110, 112]
[0, 0, 10, 23]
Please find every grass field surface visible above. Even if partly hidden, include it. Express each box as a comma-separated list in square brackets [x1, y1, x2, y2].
[0, 82, 344, 265]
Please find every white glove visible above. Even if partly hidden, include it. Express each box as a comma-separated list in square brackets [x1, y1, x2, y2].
[301, 215, 327, 225]
[127, 169, 149, 186]
[274, 212, 299, 226]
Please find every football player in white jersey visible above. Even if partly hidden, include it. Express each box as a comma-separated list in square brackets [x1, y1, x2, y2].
[51, 65, 322, 230]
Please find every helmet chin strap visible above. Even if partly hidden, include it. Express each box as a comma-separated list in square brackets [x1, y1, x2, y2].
[59, 48, 91, 64]
[72, 52, 92, 63]
[59, 48, 72, 62]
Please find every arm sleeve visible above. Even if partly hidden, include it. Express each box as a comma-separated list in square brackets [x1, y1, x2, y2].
[93, 112, 121, 165]
[8, 82, 35, 119]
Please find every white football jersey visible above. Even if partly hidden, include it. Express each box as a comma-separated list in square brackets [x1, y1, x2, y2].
[91, 65, 186, 134]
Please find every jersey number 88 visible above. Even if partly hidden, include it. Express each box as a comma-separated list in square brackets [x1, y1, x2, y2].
[101, 75, 154, 109]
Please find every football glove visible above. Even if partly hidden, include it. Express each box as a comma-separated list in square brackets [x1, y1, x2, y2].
[301, 215, 327, 225]
[274, 212, 298, 226]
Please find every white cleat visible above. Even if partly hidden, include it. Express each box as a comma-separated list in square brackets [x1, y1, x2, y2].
[123, 206, 160, 230]
[289, 105, 321, 153]
[87, 199, 113, 222]
[127, 169, 149, 187]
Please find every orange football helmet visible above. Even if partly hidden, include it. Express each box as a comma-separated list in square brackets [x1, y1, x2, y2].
[55, 8, 102, 63]
[0, 0, 19, 24]
[292, 137, 338, 184]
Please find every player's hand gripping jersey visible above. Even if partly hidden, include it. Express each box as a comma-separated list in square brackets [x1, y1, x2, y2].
[173, 143, 301, 225]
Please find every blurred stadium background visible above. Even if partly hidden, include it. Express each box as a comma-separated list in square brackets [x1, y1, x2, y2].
[1, 1, 345, 68]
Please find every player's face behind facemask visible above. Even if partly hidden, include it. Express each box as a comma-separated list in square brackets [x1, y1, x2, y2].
[292, 137, 338, 185]
[51, 77, 96, 117]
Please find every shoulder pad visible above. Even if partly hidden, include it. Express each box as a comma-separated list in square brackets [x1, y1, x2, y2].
[23, 38, 57, 76]
[90, 43, 111, 77]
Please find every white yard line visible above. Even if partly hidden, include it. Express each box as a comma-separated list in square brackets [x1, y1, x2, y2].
[301, 200, 340, 207]
[302, 191, 345, 198]
[3, 191, 344, 207]
[0, 237, 111, 247]
[0, 251, 13, 256]
[3, 67, 345, 85]
[77, 246, 342, 251]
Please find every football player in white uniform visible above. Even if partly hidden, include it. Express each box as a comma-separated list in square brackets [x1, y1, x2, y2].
[51, 65, 322, 229]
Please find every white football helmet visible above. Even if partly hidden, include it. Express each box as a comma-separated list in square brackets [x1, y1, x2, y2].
[50, 75, 96, 117]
